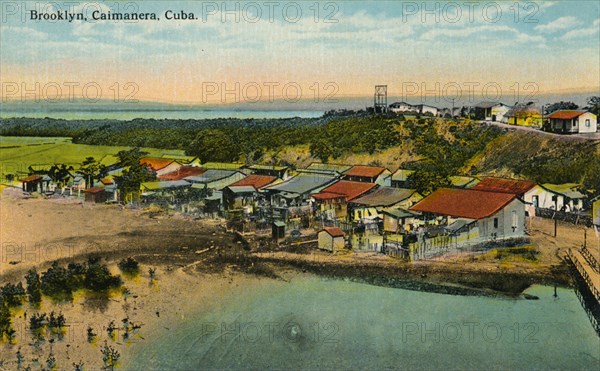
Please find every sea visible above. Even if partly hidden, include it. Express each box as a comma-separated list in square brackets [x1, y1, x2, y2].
[124, 277, 599, 370]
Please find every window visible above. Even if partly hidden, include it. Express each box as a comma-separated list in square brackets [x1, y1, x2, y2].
[512, 210, 518, 231]
[493, 218, 498, 229]
[585, 119, 591, 127]
[572, 120, 576, 127]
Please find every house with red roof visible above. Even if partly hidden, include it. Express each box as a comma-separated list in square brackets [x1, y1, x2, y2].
[312, 180, 377, 220]
[318, 227, 346, 252]
[546, 110, 597, 134]
[222, 175, 279, 212]
[140, 157, 183, 177]
[342, 166, 391, 186]
[159, 166, 205, 181]
[410, 188, 526, 244]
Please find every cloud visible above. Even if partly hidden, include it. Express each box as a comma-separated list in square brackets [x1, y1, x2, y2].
[0, 26, 48, 40]
[534, 16, 579, 32]
[561, 27, 599, 40]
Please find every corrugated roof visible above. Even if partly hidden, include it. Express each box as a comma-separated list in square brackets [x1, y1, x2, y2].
[249, 165, 288, 171]
[159, 166, 205, 181]
[471, 177, 536, 195]
[350, 187, 416, 207]
[201, 162, 244, 170]
[317, 180, 377, 201]
[265, 174, 337, 195]
[541, 183, 586, 199]
[229, 174, 277, 189]
[344, 165, 387, 178]
[140, 157, 176, 171]
[322, 227, 345, 237]
[546, 110, 587, 120]
[382, 208, 415, 219]
[305, 162, 352, 174]
[392, 169, 414, 181]
[185, 170, 239, 183]
[410, 188, 518, 219]
[227, 186, 257, 194]
[141, 180, 191, 190]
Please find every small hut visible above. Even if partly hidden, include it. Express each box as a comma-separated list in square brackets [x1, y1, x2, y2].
[318, 227, 346, 252]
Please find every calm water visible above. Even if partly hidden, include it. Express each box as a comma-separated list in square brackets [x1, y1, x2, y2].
[0, 109, 324, 120]
[125, 277, 599, 370]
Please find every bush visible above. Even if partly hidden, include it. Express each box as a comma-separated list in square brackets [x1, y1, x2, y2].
[41, 262, 74, 301]
[1, 282, 26, 307]
[25, 269, 42, 305]
[118, 258, 140, 276]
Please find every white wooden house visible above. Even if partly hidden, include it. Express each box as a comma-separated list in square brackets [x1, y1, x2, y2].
[546, 110, 597, 134]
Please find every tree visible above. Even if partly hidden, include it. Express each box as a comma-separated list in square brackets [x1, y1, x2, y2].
[586, 96, 600, 117]
[79, 157, 104, 189]
[113, 148, 155, 203]
[48, 164, 74, 190]
[544, 101, 579, 114]
[186, 129, 240, 163]
[309, 139, 334, 163]
[25, 269, 42, 305]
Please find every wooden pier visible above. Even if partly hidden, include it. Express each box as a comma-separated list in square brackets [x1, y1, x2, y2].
[567, 247, 600, 336]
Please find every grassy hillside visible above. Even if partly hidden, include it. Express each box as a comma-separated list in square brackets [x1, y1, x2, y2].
[471, 131, 600, 188]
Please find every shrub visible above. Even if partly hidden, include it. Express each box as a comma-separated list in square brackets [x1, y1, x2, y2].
[118, 258, 140, 276]
[25, 269, 42, 305]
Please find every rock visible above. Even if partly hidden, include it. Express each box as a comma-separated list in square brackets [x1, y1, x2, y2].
[523, 294, 539, 300]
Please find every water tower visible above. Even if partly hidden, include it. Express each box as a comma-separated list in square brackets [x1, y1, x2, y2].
[374, 85, 388, 113]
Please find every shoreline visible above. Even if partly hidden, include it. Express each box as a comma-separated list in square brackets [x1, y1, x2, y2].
[0, 192, 591, 369]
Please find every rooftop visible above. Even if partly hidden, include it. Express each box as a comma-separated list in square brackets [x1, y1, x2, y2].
[229, 174, 278, 189]
[141, 180, 191, 190]
[264, 173, 337, 195]
[471, 177, 537, 195]
[350, 187, 417, 207]
[317, 180, 377, 201]
[249, 164, 288, 171]
[474, 101, 505, 109]
[546, 110, 589, 120]
[20, 174, 43, 182]
[185, 170, 240, 183]
[410, 188, 518, 219]
[392, 169, 415, 181]
[159, 166, 205, 181]
[140, 157, 176, 171]
[321, 227, 345, 237]
[541, 183, 586, 199]
[201, 162, 244, 170]
[344, 165, 387, 178]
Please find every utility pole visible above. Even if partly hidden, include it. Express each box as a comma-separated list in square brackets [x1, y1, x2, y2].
[553, 196, 558, 237]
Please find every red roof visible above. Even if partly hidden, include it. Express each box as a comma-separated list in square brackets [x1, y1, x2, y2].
[471, 177, 536, 195]
[21, 175, 42, 182]
[344, 166, 387, 178]
[322, 227, 345, 238]
[546, 110, 587, 120]
[84, 186, 105, 194]
[100, 177, 113, 185]
[410, 188, 518, 219]
[140, 157, 176, 171]
[159, 166, 205, 180]
[229, 174, 277, 190]
[316, 181, 376, 201]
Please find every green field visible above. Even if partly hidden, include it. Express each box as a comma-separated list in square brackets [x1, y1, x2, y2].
[0, 136, 72, 147]
[0, 136, 186, 177]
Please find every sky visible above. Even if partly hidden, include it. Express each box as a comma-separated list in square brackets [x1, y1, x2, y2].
[1, 1, 599, 105]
